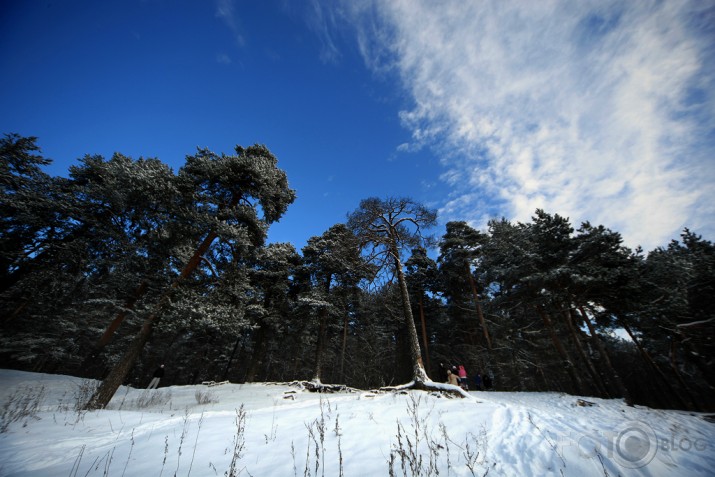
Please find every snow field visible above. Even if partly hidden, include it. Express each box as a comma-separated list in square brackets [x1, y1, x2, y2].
[0, 370, 713, 476]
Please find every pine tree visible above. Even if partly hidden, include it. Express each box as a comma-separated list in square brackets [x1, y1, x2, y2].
[301, 224, 369, 384]
[438, 221, 492, 349]
[243, 242, 302, 382]
[85, 145, 295, 409]
[347, 197, 464, 395]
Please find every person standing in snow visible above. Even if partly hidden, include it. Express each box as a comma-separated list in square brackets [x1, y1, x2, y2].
[438, 362, 450, 383]
[147, 364, 165, 389]
[483, 373, 492, 390]
[458, 365, 468, 390]
[446, 369, 460, 386]
[474, 373, 483, 391]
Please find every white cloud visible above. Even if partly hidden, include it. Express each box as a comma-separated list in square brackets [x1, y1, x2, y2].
[343, 0, 715, 250]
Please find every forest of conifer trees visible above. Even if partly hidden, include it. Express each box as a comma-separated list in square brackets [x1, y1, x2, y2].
[1, 134, 713, 411]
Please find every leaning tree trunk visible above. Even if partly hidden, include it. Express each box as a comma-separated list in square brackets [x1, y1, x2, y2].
[620, 319, 692, 410]
[536, 305, 584, 395]
[382, 250, 469, 398]
[561, 308, 610, 397]
[94, 280, 150, 349]
[79, 280, 151, 377]
[466, 263, 492, 349]
[391, 241, 428, 383]
[85, 230, 218, 410]
[578, 306, 633, 405]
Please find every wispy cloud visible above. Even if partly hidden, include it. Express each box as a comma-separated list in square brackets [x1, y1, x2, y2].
[305, 0, 342, 64]
[216, 0, 245, 47]
[216, 53, 232, 65]
[343, 0, 715, 250]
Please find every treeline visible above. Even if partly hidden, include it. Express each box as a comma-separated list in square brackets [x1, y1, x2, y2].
[1, 134, 713, 411]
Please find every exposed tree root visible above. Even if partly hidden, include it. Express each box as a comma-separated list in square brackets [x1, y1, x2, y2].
[379, 379, 472, 399]
[285, 379, 357, 393]
[272, 378, 473, 399]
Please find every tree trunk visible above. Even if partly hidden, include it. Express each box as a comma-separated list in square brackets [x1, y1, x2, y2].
[392, 241, 428, 383]
[312, 276, 332, 382]
[578, 306, 633, 405]
[86, 306, 159, 408]
[79, 280, 152, 377]
[340, 313, 348, 382]
[511, 347, 524, 391]
[85, 230, 219, 410]
[244, 325, 267, 383]
[669, 339, 701, 411]
[95, 280, 150, 349]
[536, 305, 584, 395]
[561, 308, 610, 397]
[536, 365, 552, 392]
[620, 319, 692, 410]
[312, 307, 329, 382]
[222, 336, 242, 382]
[466, 263, 492, 349]
[417, 293, 432, 374]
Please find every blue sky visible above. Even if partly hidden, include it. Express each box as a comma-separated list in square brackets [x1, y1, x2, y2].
[2, 1, 713, 252]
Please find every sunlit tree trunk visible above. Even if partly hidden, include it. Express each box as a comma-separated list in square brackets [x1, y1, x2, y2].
[347, 197, 469, 396]
[392, 239, 429, 383]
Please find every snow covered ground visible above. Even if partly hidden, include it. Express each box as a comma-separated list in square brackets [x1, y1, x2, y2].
[0, 369, 713, 476]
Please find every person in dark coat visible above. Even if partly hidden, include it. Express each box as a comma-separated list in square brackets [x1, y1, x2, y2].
[474, 373, 483, 391]
[147, 364, 165, 389]
[483, 373, 492, 390]
[438, 363, 450, 383]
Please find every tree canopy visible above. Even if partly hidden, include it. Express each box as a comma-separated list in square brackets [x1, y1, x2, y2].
[1, 134, 713, 411]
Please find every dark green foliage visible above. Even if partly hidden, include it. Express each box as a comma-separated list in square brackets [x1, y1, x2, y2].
[1, 134, 712, 411]
[301, 224, 371, 382]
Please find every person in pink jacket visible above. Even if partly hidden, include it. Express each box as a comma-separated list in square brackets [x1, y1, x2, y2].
[457, 365, 468, 390]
